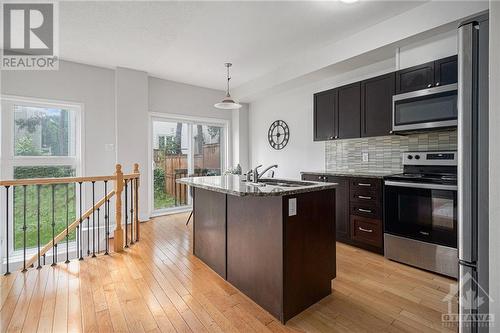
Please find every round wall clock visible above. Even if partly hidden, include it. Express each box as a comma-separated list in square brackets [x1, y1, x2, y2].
[268, 120, 290, 150]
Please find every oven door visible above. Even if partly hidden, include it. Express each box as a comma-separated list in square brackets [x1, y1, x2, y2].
[384, 181, 457, 248]
[392, 84, 458, 132]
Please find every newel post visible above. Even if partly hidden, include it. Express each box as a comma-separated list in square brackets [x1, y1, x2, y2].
[114, 164, 124, 252]
[133, 163, 140, 241]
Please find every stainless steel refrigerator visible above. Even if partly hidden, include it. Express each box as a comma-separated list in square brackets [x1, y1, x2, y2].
[458, 14, 489, 333]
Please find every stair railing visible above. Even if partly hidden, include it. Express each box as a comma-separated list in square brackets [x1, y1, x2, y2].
[0, 163, 140, 274]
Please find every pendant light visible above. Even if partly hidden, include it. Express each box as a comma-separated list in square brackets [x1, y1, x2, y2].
[214, 63, 242, 110]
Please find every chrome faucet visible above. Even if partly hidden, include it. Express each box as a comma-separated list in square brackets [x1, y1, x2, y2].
[255, 164, 278, 182]
[245, 164, 278, 183]
[252, 165, 263, 183]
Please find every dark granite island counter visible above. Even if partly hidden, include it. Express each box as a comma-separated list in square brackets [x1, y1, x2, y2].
[177, 175, 337, 323]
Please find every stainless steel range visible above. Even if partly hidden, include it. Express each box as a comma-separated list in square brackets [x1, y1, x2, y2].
[384, 151, 458, 278]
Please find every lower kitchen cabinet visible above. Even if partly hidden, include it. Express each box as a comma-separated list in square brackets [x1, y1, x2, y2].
[350, 215, 383, 249]
[301, 174, 350, 243]
[302, 173, 384, 254]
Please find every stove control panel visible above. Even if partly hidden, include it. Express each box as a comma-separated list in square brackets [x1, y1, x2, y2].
[403, 151, 457, 166]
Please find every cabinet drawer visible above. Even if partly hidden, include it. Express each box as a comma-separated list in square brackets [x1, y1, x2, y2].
[350, 203, 381, 219]
[350, 216, 383, 248]
[350, 191, 381, 205]
[349, 178, 381, 193]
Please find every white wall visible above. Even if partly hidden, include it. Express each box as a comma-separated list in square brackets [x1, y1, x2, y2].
[149, 76, 232, 120]
[232, 106, 250, 171]
[248, 30, 458, 178]
[398, 29, 457, 69]
[489, 0, 500, 325]
[115, 67, 149, 221]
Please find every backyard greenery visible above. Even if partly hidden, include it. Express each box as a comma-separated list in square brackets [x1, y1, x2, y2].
[13, 166, 77, 250]
[153, 167, 175, 209]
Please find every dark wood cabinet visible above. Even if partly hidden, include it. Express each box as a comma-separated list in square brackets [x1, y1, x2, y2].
[337, 82, 361, 139]
[313, 55, 457, 141]
[313, 89, 337, 141]
[395, 55, 458, 94]
[434, 55, 458, 86]
[348, 177, 383, 253]
[302, 173, 384, 254]
[193, 188, 227, 278]
[350, 215, 383, 248]
[361, 73, 395, 137]
[301, 174, 350, 243]
[395, 61, 434, 94]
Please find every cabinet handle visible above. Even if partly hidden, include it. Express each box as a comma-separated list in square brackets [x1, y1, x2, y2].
[419, 231, 430, 236]
[389, 130, 394, 134]
[358, 195, 372, 200]
[334, 135, 339, 139]
[358, 208, 372, 213]
[427, 84, 432, 88]
[435, 82, 440, 86]
[329, 136, 334, 140]
[358, 227, 373, 233]
[358, 183, 372, 187]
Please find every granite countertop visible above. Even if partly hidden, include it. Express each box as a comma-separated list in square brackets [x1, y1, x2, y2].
[177, 175, 338, 197]
[301, 170, 398, 179]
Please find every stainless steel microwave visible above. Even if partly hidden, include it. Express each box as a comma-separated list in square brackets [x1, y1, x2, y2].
[392, 83, 458, 132]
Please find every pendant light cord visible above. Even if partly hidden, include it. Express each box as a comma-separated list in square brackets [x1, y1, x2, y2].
[226, 64, 231, 96]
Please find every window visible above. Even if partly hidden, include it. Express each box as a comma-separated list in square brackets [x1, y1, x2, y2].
[1, 96, 81, 250]
[151, 115, 227, 213]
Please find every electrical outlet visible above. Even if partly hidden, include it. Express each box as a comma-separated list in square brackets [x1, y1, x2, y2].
[362, 152, 369, 162]
[288, 198, 297, 216]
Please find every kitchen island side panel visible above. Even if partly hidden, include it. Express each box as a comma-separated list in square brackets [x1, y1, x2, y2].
[193, 188, 227, 278]
[283, 189, 336, 322]
[226, 195, 284, 321]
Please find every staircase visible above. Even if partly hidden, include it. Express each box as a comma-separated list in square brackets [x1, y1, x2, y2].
[0, 164, 141, 274]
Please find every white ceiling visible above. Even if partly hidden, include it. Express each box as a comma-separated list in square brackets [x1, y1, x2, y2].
[59, 1, 427, 91]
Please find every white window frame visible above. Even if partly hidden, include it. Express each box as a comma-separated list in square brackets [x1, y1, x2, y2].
[148, 112, 230, 217]
[0, 95, 83, 268]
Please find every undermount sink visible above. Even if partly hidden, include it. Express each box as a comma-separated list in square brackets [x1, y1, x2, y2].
[252, 179, 317, 188]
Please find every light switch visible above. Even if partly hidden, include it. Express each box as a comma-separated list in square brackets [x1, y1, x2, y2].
[289, 198, 297, 216]
[362, 152, 369, 162]
[105, 143, 115, 152]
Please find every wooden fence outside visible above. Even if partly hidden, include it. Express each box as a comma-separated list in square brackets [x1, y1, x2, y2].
[154, 144, 221, 205]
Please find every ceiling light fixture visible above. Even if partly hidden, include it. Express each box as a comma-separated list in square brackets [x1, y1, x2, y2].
[340, 0, 359, 3]
[214, 63, 242, 110]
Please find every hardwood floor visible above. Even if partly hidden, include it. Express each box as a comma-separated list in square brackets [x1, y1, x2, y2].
[0, 213, 458, 332]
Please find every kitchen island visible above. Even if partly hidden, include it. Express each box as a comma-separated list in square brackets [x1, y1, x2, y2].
[177, 175, 337, 323]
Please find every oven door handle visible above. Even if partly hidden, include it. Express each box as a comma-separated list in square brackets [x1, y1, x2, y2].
[384, 181, 457, 191]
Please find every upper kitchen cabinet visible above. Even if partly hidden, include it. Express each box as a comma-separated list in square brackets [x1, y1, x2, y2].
[361, 73, 395, 137]
[395, 55, 458, 94]
[434, 55, 458, 86]
[313, 89, 337, 141]
[395, 61, 434, 94]
[337, 82, 361, 139]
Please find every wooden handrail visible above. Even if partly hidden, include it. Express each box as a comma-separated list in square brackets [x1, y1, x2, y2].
[3, 163, 141, 272]
[0, 173, 139, 187]
[25, 190, 116, 268]
[123, 172, 140, 180]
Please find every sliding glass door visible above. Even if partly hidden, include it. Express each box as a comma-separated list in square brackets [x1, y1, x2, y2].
[151, 117, 226, 214]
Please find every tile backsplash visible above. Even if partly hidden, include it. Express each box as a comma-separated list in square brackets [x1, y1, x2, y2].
[325, 130, 457, 173]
